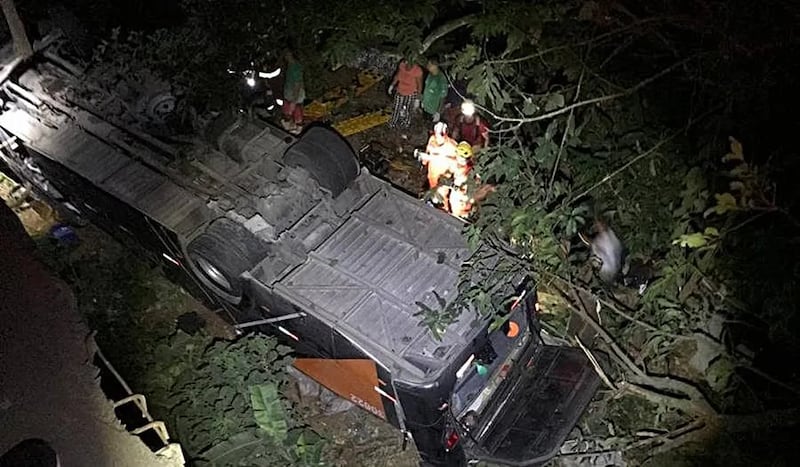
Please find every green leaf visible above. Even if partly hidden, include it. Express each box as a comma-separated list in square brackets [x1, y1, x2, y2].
[722, 136, 745, 162]
[250, 384, 288, 443]
[544, 92, 565, 111]
[522, 98, 539, 115]
[704, 192, 738, 217]
[673, 232, 708, 248]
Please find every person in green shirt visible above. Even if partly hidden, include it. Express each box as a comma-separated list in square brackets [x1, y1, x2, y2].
[282, 50, 305, 132]
[421, 59, 448, 122]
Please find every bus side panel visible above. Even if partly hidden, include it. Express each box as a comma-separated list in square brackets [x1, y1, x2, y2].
[20, 147, 222, 309]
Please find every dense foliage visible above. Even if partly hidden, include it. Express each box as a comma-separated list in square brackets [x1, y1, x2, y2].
[35, 236, 323, 466]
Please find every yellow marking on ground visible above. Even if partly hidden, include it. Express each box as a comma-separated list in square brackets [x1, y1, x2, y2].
[333, 109, 391, 136]
[305, 69, 384, 120]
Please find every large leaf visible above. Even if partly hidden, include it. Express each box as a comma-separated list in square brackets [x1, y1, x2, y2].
[250, 383, 289, 443]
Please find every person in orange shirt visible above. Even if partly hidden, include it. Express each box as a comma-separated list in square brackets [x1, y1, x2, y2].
[388, 59, 423, 129]
[419, 122, 457, 190]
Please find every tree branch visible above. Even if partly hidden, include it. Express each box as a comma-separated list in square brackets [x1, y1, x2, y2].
[570, 102, 720, 202]
[552, 283, 649, 379]
[623, 419, 707, 453]
[576, 336, 617, 390]
[486, 56, 696, 123]
[551, 279, 720, 418]
[487, 16, 682, 65]
[419, 15, 477, 55]
[546, 68, 584, 204]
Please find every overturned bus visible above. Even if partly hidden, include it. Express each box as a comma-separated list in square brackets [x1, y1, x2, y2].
[0, 41, 600, 466]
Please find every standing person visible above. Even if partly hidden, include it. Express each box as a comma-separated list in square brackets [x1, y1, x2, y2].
[387, 58, 423, 130]
[452, 99, 490, 153]
[421, 59, 448, 122]
[448, 142, 496, 218]
[282, 50, 305, 133]
[418, 121, 457, 190]
[448, 142, 475, 218]
[442, 78, 467, 125]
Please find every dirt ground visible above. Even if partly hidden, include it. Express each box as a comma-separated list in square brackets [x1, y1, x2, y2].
[286, 383, 420, 467]
[0, 201, 181, 466]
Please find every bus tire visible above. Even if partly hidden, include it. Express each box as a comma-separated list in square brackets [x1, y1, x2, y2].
[186, 218, 267, 304]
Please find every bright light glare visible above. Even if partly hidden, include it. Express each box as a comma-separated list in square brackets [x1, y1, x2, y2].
[246, 77, 256, 87]
[162, 252, 181, 267]
[461, 99, 476, 117]
[275, 98, 284, 106]
[259, 68, 281, 79]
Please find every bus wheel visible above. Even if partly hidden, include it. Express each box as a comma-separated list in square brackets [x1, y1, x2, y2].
[186, 218, 268, 304]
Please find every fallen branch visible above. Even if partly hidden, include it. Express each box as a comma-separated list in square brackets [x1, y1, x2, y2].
[621, 376, 715, 417]
[576, 336, 617, 390]
[553, 283, 648, 379]
[737, 365, 800, 397]
[562, 276, 691, 340]
[552, 280, 719, 417]
[623, 419, 706, 452]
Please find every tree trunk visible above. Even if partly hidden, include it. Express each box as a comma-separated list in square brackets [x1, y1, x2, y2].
[1, 0, 33, 59]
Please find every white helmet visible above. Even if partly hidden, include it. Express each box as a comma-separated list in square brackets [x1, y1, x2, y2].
[433, 121, 448, 136]
[460, 99, 476, 117]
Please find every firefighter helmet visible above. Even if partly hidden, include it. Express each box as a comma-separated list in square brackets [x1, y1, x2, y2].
[456, 142, 473, 159]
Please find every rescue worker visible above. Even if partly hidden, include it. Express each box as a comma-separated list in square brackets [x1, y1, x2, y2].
[421, 59, 448, 122]
[448, 142, 475, 218]
[419, 122, 457, 189]
[452, 99, 490, 153]
[451, 141, 474, 187]
[448, 142, 496, 219]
